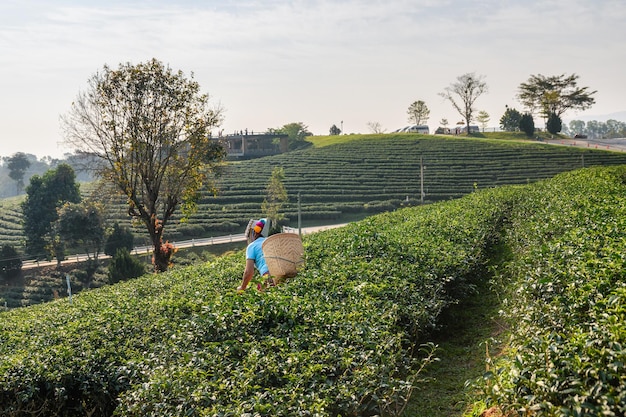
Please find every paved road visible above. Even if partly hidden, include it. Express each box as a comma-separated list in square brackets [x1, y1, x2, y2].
[21, 222, 350, 270]
[543, 137, 626, 152]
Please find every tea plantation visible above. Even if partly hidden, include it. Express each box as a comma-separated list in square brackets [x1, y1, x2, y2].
[1, 164, 625, 416]
[3, 133, 626, 253]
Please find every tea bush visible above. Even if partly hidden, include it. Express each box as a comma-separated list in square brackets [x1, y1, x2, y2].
[475, 166, 626, 416]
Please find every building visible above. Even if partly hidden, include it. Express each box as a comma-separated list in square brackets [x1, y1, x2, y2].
[215, 132, 290, 159]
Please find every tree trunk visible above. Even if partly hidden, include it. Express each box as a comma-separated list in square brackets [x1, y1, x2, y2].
[152, 246, 169, 273]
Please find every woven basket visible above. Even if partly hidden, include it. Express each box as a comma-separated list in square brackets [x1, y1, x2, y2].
[262, 233, 304, 281]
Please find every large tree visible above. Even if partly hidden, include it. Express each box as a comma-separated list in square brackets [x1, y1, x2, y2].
[61, 58, 226, 272]
[517, 73, 596, 119]
[439, 73, 488, 135]
[21, 164, 81, 259]
[407, 100, 430, 125]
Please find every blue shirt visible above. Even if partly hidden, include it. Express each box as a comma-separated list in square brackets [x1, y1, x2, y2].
[246, 237, 269, 275]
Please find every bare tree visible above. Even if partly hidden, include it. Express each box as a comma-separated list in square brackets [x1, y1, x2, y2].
[440, 73, 488, 135]
[367, 121, 386, 134]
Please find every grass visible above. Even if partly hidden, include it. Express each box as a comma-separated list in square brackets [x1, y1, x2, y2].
[401, 276, 505, 416]
[308, 131, 564, 148]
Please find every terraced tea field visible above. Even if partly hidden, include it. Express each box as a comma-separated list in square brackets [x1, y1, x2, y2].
[2, 134, 626, 252]
[177, 134, 626, 236]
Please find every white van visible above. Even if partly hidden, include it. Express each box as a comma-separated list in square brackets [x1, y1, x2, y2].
[396, 125, 429, 134]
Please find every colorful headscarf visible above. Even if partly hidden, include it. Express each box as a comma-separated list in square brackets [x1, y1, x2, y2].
[245, 218, 270, 243]
[253, 219, 265, 234]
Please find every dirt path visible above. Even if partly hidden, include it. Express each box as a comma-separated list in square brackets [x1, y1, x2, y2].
[401, 282, 505, 416]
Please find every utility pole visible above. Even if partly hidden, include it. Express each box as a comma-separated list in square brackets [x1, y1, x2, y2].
[420, 156, 425, 204]
[297, 192, 302, 237]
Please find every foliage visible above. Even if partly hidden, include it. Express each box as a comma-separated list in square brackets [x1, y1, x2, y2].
[439, 72, 488, 136]
[104, 222, 134, 257]
[519, 113, 535, 137]
[61, 58, 226, 272]
[261, 166, 288, 233]
[0, 178, 515, 416]
[329, 124, 341, 135]
[407, 100, 430, 125]
[0, 244, 22, 279]
[517, 73, 596, 119]
[471, 166, 626, 416]
[476, 110, 490, 132]
[108, 248, 147, 284]
[4, 134, 626, 263]
[21, 164, 81, 260]
[2, 166, 626, 415]
[564, 119, 626, 139]
[499, 106, 522, 132]
[546, 112, 562, 135]
[6, 152, 30, 195]
[275, 122, 313, 150]
[54, 200, 106, 260]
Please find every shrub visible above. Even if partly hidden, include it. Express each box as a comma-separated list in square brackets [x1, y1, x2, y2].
[519, 113, 535, 137]
[0, 244, 22, 279]
[108, 249, 147, 284]
[474, 166, 626, 415]
[104, 223, 134, 256]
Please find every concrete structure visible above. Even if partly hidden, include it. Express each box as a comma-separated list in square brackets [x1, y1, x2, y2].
[215, 132, 290, 159]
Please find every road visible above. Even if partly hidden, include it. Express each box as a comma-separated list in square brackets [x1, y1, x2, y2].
[21, 222, 350, 270]
[543, 137, 626, 152]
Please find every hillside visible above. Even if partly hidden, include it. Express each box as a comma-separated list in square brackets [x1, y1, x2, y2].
[3, 133, 626, 251]
[1, 165, 625, 416]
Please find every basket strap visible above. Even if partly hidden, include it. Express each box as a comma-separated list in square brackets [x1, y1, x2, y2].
[265, 256, 304, 266]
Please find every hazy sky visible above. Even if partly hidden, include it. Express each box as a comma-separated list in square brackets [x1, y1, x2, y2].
[1, 0, 624, 159]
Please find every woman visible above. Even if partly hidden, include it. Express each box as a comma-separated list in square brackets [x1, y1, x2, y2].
[237, 218, 270, 291]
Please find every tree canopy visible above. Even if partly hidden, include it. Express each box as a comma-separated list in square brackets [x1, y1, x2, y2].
[6, 153, 30, 194]
[407, 100, 430, 125]
[54, 201, 106, 261]
[21, 164, 81, 259]
[329, 124, 341, 135]
[499, 106, 522, 132]
[546, 113, 562, 135]
[439, 73, 488, 135]
[275, 122, 313, 150]
[261, 167, 288, 234]
[519, 113, 535, 137]
[476, 111, 490, 132]
[61, 58, 226, 272]
[517, 73, 596, 119]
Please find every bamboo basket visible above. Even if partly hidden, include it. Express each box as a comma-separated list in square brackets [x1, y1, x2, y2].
[262, 233, 304, 283]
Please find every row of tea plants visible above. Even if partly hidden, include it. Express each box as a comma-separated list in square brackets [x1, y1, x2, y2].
[0, 176, 516, 416]
[470, 165, 626, 415]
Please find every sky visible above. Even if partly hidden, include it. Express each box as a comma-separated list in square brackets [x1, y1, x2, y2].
[1, 0, 625, 160]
